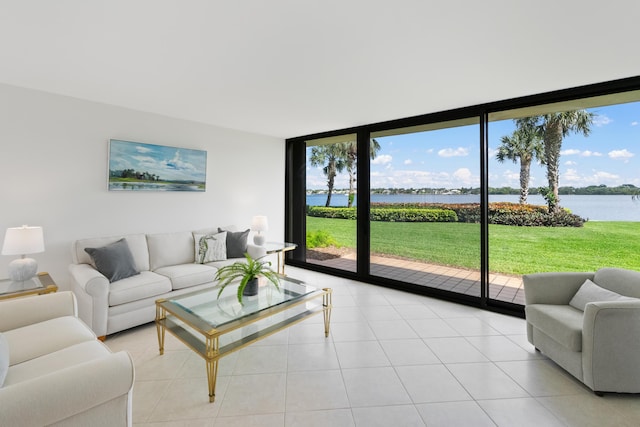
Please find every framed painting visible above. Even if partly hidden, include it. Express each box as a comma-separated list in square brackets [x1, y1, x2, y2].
[108, 139, 207, 192]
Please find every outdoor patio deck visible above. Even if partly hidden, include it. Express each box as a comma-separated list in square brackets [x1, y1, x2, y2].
[307, 252, 525, 305]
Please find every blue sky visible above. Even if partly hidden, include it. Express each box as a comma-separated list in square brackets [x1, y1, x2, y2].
[306, 101, 640, 190]
[109, 140, 207, 182]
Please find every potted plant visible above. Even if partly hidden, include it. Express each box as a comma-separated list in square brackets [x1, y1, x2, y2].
[215, 253, 281, 304]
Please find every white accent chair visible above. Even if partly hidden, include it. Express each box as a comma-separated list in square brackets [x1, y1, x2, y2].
[524, 267, 640, 395]
[0, 291, 134, 426]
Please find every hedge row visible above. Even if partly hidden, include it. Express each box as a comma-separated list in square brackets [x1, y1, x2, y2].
[309, 202, 586, 227]
[307, 206, 457, 222]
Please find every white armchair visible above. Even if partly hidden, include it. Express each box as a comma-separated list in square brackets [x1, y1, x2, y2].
[524, 268, 640, 394]
[0, 292, 134, 426]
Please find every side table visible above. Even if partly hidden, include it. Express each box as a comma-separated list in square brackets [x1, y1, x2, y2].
[0, 272, 58, 300]
[264, 242, 298, 274]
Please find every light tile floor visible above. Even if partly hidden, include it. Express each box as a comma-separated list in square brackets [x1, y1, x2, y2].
[105, 267, 640, 426]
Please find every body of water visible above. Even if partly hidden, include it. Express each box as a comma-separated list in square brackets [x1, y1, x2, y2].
[306, 193, 640, 221]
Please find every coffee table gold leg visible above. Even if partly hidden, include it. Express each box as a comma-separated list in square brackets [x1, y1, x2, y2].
[322, 288, 332, 337]
[206, 336, 219, 402]
[156, 305, 166, 355]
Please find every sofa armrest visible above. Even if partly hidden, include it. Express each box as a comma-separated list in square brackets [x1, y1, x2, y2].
[523, 272, 594, 305]
[69, 263, 110, 337]
[0, 351, 134, 427]
[582, 300, 640, 393]
[0, 291, 77, 332]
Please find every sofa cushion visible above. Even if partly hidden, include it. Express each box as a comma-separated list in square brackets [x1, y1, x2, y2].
[525, 304, 583, 352]
[154, 264, 218, 290]
[73, 233, 150, 272]
[593, 268, 640, 298]
[218, 228, 249, 258]
[147, 231, 195, 270]
[3, 316, 96, 365]
[569, 279, 637, 311]
[108, 271, 172, 306]
[0, 333, 8, 387]
[194, 231, 227, 263]
[84, 238, 140, 283]
[3, 340, 111, 386]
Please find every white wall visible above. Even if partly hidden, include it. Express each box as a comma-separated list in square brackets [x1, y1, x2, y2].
[0, 83, 285, 290]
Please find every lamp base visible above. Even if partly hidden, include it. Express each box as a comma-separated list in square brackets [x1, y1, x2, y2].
[8, 258, 37, 282]
[253, 234, 266, 246]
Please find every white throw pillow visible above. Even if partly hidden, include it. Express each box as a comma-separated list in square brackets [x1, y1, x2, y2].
[569, 279, 636, 311]
[0, 332, 9, 387]
[194, 231, 227, 264]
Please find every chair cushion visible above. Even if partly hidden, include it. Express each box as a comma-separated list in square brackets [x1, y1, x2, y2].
[525, 304, 583, 352]
[593, 268, 640, 298]
[154, 264, 218, 290]
[569, 279, 637, 311]
[3, 316, 96, 365]
[3, 340, 111, 386]
[108, 271, 172, 306]
[194, 231, 227, 263]
[218, 228, 249, 258]
[84, 238, 140, 283]
[0, 333, 8, 387]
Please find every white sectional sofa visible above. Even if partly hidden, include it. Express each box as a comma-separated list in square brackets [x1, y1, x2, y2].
[69, 226, 265, 338]
[0, 291, 134, 427]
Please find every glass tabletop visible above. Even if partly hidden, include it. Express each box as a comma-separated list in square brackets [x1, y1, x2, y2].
[167, 276, 318, 328]
[264, 242, 297, 253]
[0, 275, 46, 295]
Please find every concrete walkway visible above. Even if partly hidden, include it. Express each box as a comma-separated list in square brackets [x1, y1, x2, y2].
[308, 251, 525, 305]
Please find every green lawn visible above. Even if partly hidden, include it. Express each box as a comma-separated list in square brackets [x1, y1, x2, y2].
[306, 216, 640, 275]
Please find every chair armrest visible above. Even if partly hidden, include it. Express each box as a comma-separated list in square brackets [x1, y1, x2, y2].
[523, 272, 594, 305]
[582, 300, 640, 392]
[0, 351, 134, 426]
[0, 291, 77, 332]
[69, 263, 109, 298]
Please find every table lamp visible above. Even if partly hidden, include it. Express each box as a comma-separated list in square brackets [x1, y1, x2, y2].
[251, 216, 268, 246]
[2, 225, 45, 282]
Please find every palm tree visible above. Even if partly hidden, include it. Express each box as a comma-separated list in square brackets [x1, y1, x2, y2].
[496, 118, 544, 204]
[343, 138, 381, 208]
[309, 144, 347, 207]
[525, 110, 595, 212]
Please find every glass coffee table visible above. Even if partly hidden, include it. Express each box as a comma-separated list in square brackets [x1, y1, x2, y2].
[0, 272, 58, 301]
[155, 276, 332, 402]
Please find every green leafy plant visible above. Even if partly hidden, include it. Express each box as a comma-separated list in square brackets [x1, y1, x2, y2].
[306, 230, 340, 248]
[214, 253, 280, 304]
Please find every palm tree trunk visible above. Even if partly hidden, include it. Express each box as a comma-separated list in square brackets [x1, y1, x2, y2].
[544, 121, 563, 213]
[325, 163, 335, 207]
[519, 157, 531, 204]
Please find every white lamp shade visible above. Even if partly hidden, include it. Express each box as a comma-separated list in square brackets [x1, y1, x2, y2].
[2, 225, 45, 256]
[251, 216, 269, 232]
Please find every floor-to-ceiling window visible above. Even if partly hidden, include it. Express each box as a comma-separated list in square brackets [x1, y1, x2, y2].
[285, 78, 640, 316]
[487, 91, 640, 305]
[305, 134, 358, 272]
[368, 119, 482, 298]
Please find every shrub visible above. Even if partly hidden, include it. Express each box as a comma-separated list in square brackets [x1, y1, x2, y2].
[306, 230, 340, 248]
[369, 208, 457, 222]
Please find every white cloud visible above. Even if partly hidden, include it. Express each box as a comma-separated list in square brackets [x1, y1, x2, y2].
[561, 149, 581, 155]
[580, 150, 602, 157]
[632, 121, 638, 126]
[593, 114, 612, 127]
[404, 159, 412, 165]
[560, 168, 622, 187]
[426, 148, 434, 154]
[438, 147, 469, 157]
[565, 160, 577, 166]
[608, 149, 635, 159]
[371, 154, 393, 164]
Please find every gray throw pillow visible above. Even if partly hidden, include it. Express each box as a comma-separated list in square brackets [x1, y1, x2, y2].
[0, 332, 8, 387]
[218, 228, 249, 258]
[569, 279, 636, 311]
[85, 238, 140, 283]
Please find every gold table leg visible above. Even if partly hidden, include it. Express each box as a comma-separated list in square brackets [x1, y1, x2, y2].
[156, 304, 166, 355]
[323, 288, 333, 337]
[205, 336, 220, 402]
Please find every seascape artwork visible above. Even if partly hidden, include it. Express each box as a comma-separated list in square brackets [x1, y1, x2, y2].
[108, 139, 207, 191]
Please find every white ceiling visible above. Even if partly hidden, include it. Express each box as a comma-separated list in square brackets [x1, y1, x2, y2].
[1, 1, 639, 139]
